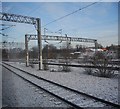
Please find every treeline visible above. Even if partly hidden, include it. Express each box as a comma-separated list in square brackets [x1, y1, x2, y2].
[1, 44, 120, 61]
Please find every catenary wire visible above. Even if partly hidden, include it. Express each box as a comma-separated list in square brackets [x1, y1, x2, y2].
[42, 2, 99, 27]
[26, 2, 99, 34]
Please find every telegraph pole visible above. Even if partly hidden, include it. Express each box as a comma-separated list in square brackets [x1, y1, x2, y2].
[37, 18, 42, 70]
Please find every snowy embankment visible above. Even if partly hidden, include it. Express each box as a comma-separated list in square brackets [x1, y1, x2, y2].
[8, 62, 119, 104]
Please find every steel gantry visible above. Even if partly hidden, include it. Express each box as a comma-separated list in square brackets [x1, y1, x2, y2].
[26, 34, 97, 43]
[0, 12, 37, 24]
[25, 34, 98, 66]
[0, 12, 42, 70]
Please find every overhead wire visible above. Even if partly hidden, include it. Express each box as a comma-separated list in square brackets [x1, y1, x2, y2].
[41, 2, 98, 46]
[2, 1, 100, 43]
[26, 1, 99, 34]
[42, 2, 99, 27]
[0, 25, 15, 31]
[0, 32, 8, 36]
[0, 24, 15, 26]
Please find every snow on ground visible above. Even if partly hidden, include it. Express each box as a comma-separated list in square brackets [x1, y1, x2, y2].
[7, 62, 119, 104]
[2, 66, 71, 107]
[0, 65, 2, 108]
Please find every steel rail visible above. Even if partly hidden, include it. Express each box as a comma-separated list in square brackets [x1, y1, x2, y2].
[2, 62, 120, 108]
[29, 61, 120, 71]
[2, 63, 82, 109]
[44, 62, 120, 71]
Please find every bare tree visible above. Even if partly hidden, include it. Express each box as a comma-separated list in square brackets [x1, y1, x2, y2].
[60, 41, 71, 72]
[91, 52, 115, 77]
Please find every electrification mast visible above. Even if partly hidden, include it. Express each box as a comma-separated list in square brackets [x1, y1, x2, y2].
[0, 12, 42, 70]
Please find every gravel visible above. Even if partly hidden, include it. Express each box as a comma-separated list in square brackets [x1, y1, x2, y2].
[6, 62, 119, 104]
[0, 65, 2, 108]
[2, 66, 71, 108]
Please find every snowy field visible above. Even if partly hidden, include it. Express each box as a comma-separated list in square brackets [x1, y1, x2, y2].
[7, 62, 119, 104]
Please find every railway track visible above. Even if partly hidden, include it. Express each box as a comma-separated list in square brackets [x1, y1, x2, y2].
[2, 62, 120, 109]
[30, 61, 120, 71]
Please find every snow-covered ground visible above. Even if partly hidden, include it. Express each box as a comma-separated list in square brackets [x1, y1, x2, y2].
[2, 66, 71, 107]
[0, 65, 2, 108]
[7, 62, 119, 104]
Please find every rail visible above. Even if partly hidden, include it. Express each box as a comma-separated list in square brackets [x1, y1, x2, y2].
[2, 62, 120, 109]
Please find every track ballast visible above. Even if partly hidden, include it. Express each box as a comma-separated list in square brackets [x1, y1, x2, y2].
[2, 62, 120, 109]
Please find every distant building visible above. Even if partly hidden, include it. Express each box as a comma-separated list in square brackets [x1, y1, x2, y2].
[107, 50, 118, 59]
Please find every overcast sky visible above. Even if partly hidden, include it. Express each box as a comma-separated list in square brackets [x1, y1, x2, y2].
[1, 1, 118, 47]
